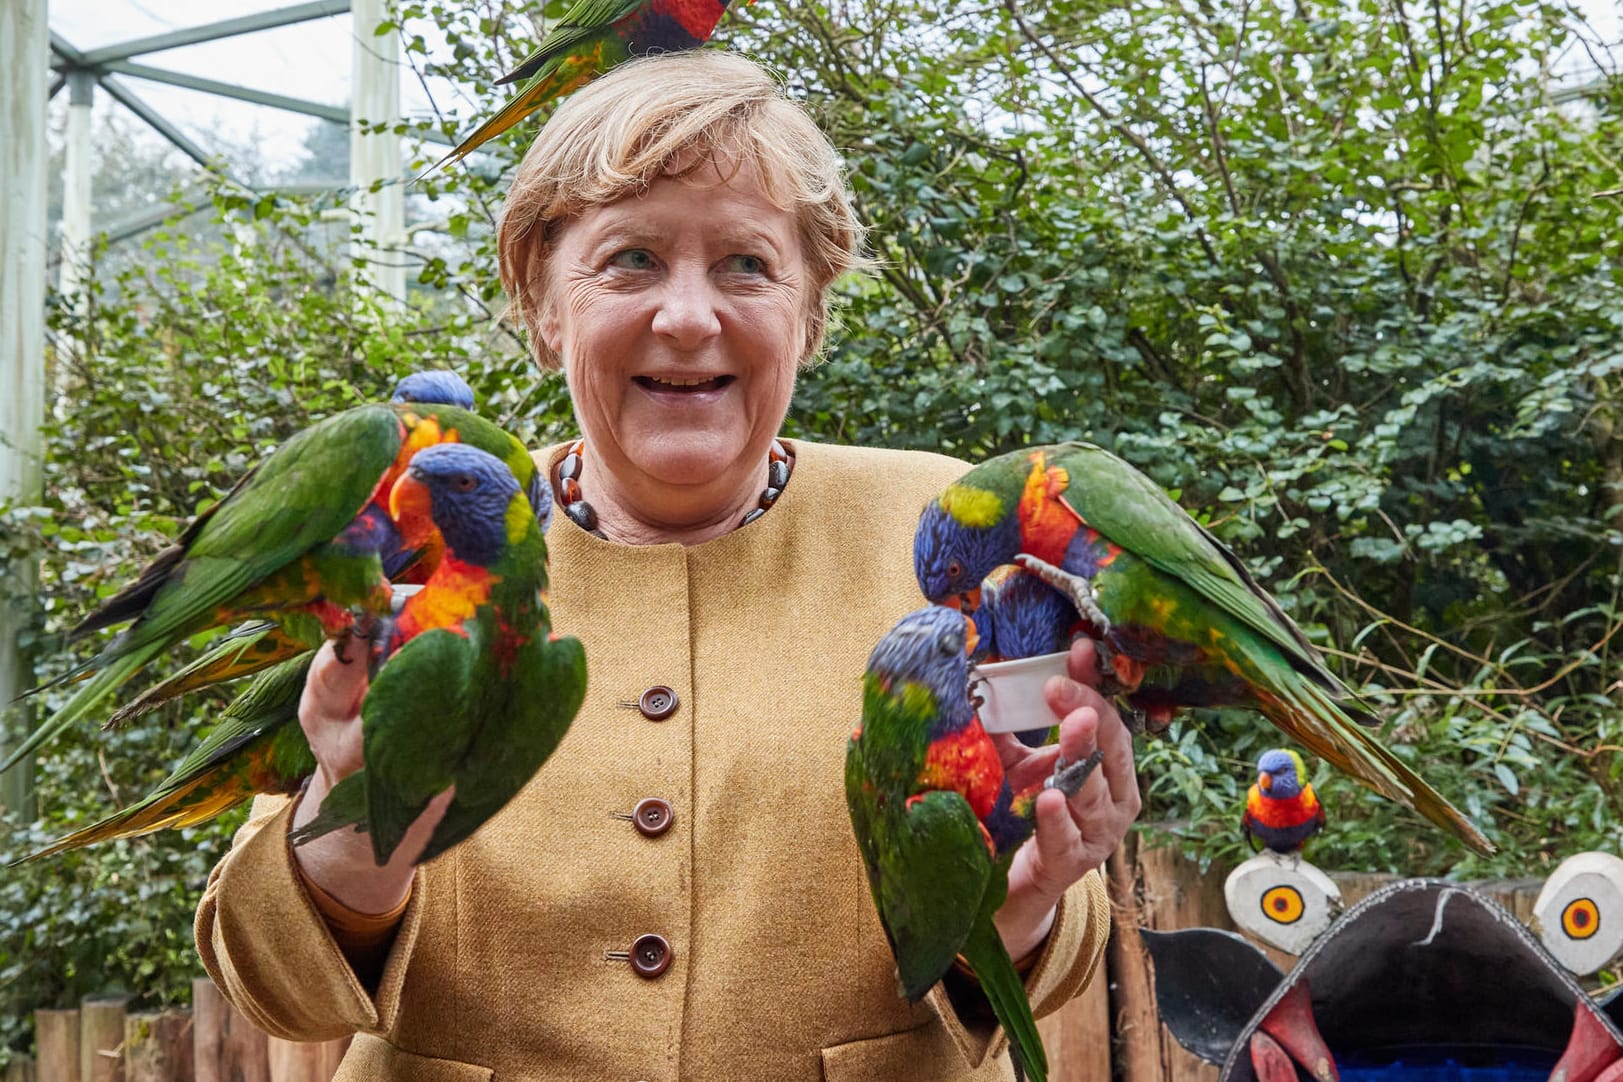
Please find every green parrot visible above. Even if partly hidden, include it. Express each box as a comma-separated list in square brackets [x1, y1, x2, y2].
[846, 605, 1102, 1082]
[438, 0, 744, 168]
[5, 394, 541, 772]
[290, 443, 586, 866]
[913, 441, 1494, 857]
[98, 371, 539, 730]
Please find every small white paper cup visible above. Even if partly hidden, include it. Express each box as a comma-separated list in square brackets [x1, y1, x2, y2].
[972, 650, 1070, 733]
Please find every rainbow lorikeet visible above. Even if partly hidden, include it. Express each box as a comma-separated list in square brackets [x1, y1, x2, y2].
[1242, 748, 1326, 855]
[970, 566, 1075, 748]
[4, 393, 541, 771]
[99, 371, 534, 729]
[290, 444, 587, 866]
[913, 442, 1493, 857]
[845, 605, 1102, 1082]
[439, 0, 743, 167]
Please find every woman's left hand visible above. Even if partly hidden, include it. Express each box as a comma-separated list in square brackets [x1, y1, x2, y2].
[991, 636, 1141, 962]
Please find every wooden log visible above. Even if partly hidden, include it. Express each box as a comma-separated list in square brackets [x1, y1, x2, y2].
[192, 979, 269, 1082]
[78, 996, 127, 1082]
[1039, 950, 1110, 1082]
[267, 1036, 349, 1082]
[3, 1054, 38, 1082]
[32, 1010, 78, 1082]
[123, 1010, 193, 1082]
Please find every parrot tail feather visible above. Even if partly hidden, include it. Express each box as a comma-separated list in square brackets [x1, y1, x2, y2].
[1262, 678, 1495, 856]
[431, 69, 583, 174]
[287, 772, 371, 849]
[961, 917, 1047, 1082]
[16, 772, 252, 863]
[104, 623, 296, 728]
[1, 642, 167, 772]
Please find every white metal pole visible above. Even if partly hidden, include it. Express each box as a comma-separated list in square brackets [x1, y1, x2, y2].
[0, 0, 50, 817]
[350, 0, 405, 306]
[57, 70, 94, 323]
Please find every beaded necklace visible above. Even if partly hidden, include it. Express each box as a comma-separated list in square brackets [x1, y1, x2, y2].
[553, 438, 794, 539]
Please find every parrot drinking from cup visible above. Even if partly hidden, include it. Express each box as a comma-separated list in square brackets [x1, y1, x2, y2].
[289, 443, 586, 865]
[970, 566, 1076, 748]
[912, 442, 1493, 857]
[438, 0, 746, 168]
[845, 605, 1103, 1082]
[1242, 748, 1326, 855]
[4, 384, 543, 770]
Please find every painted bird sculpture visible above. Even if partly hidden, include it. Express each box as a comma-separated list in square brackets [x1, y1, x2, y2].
[4, 390, 542, 771]
[1241, 748, 1326, 855]
[846, 605, 1102, 1082]
[913, 441, 1494, 856]
[438, 0, 743, 167]
[290, 443, 587, 866]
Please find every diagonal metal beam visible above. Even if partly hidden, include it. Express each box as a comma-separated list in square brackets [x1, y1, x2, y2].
[75, 1, 351, 67]
[97, 75, 225, 176]
[105, 60, 350, 124]
[48, 28, 84, 65]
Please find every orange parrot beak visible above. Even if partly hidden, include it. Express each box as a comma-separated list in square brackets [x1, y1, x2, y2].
[942, 586, 983, 613]
[389, 468, 436, 548]
[962, 614, 979, 657]
[1258, 772, 1271, 792]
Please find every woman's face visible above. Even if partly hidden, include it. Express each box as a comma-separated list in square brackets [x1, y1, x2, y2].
[540, 158, 810, 519]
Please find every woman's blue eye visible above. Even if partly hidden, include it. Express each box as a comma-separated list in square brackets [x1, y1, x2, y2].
[725, 254, 767, 275]
[610, 249, 656, 270]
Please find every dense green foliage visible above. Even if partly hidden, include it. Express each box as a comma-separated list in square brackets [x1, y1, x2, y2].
[2, 0, 1619, 1057]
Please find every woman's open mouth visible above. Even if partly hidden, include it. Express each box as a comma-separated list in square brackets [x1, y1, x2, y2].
[634, 374, 736, 394]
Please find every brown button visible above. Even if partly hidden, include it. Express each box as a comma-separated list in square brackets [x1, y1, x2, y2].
[638, 686, 679, 721]
[630, 934, 672, 978]
[633, 798, 674, 837]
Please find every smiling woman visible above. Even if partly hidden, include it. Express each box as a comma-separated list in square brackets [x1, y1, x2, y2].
[196, 49, 1140, 1082]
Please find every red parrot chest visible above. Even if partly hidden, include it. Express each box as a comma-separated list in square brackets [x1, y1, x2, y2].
[916, 720, 1005, 822]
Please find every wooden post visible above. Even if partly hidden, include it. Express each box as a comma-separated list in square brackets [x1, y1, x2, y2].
[3, 1055, 37, 1082]
[78, 996, 127, 1082]
[123, 1010, 193, 1082]
[1038, 953, 1111, 1082]
[192, 978, 269, 1082]
[32, 1010, 78, 1082]
[267, 1036, 349, 1082]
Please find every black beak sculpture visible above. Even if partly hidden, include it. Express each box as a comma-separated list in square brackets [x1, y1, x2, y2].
[1144, 879, 1623, 1082]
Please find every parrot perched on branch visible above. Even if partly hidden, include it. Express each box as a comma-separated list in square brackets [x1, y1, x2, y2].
[437, 0, 744, 168]
[845, 606, 1102, 1082]
[290, 443, 586, 866]
[912, 441, 1494, 857]
[98, 371, 532, 729]
[1242, 748, 1326, 855]
[5, 388, 541, 770]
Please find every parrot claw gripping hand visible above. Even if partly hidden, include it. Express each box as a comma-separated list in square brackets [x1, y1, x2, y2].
[847, 606, 1066, 1082]
[914, 441, 1495, 857]
[5, 373, 547, 772]
[438, 0, 744, 169]
[288, 443, 586, 866]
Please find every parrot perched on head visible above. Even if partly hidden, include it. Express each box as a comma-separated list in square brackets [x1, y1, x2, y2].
[845, 605, 1102, 1082]
[1242, 748, 1326, 855]
[97, 371, 536, 729]
[290, 443, 587, 866]
[437, 0, 744, 168]
[913, 441, 1494, 857]
[3, 393, 543, 771]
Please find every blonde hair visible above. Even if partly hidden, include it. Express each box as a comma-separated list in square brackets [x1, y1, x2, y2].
[496, 50, 864, 370]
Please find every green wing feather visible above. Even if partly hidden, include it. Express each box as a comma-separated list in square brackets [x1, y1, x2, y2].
[959, 909, 1046, 1082]
[1053, 442, 1365, 708]
[496, 0, 643, 85]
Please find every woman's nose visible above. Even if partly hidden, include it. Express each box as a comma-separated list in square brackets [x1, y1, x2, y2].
[650, 266, 722, 348]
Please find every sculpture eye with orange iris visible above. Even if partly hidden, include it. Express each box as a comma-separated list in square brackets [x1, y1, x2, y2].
[1563, 898, 1600, 940]
[1261, 885, 1306, 925]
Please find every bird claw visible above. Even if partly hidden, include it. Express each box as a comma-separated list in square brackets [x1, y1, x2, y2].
[1044, 749, 1104, 798]
[1013, 554, 1111, 640]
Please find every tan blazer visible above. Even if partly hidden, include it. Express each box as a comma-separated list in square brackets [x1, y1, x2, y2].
[197, 439, 1110, 1081]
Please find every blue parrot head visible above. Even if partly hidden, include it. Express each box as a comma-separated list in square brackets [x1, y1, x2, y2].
[392, 370, 476, 410]
[1256, 748, 1307, 800]
[527, 470, 555, 536]
[390, 444, 520, 568]
[914, 498, 1022, 610]
[866, 606, 977, 734]
[977, 569, 1075, 661]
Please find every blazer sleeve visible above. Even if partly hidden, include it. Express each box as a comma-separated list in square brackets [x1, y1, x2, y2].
[926, 868, 1112, 1069]
[194, 793, 428, 1041]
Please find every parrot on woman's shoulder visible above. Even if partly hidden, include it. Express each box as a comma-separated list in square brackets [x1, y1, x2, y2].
[846, 605, 1101, 1082]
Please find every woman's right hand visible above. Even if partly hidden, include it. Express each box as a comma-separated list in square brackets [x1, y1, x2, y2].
[289, 633, 453, 914]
